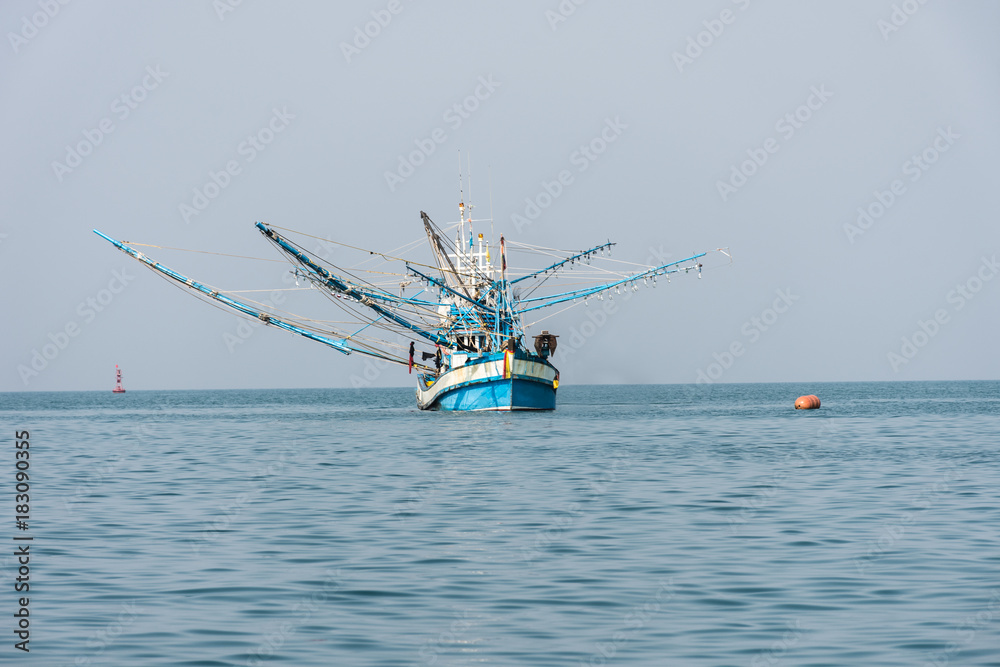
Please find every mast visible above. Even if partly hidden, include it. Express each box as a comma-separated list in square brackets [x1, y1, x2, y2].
[420, 212, 473, 300]
[457, 151, 465, 255]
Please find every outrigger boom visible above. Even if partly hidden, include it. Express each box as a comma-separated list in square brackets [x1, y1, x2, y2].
[93, 229, 435, 372]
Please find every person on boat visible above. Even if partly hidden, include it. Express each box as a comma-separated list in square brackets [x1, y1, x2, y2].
[408, 341, 415, 374]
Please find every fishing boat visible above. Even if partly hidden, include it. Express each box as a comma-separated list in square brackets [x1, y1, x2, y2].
[94, 185, 726, 411]
[112, 365, 126, 393]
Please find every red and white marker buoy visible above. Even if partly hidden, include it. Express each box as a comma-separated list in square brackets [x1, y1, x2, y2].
[112, 365, 126, 394]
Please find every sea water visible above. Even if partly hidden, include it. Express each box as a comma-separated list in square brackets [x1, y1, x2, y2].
[1, 381, 998, 666]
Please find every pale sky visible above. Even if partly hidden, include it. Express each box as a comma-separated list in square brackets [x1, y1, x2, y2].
[2, 1, 998, 391]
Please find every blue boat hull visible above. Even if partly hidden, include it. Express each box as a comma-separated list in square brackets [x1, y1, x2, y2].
[416, 351, 558, 411]
[431, 377, 556, 411]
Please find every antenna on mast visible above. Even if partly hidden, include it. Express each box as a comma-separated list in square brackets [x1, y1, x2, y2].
[488, 165, 494, 248]
[457, 150, 464, 208]
[467, 153, 474, 258]
[457, 150, 464, 252]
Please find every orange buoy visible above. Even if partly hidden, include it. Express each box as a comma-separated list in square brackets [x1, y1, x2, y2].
[795, 395, 821, 410]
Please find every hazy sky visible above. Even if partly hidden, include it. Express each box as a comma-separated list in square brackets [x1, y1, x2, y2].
[2, 1, 998, 391]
